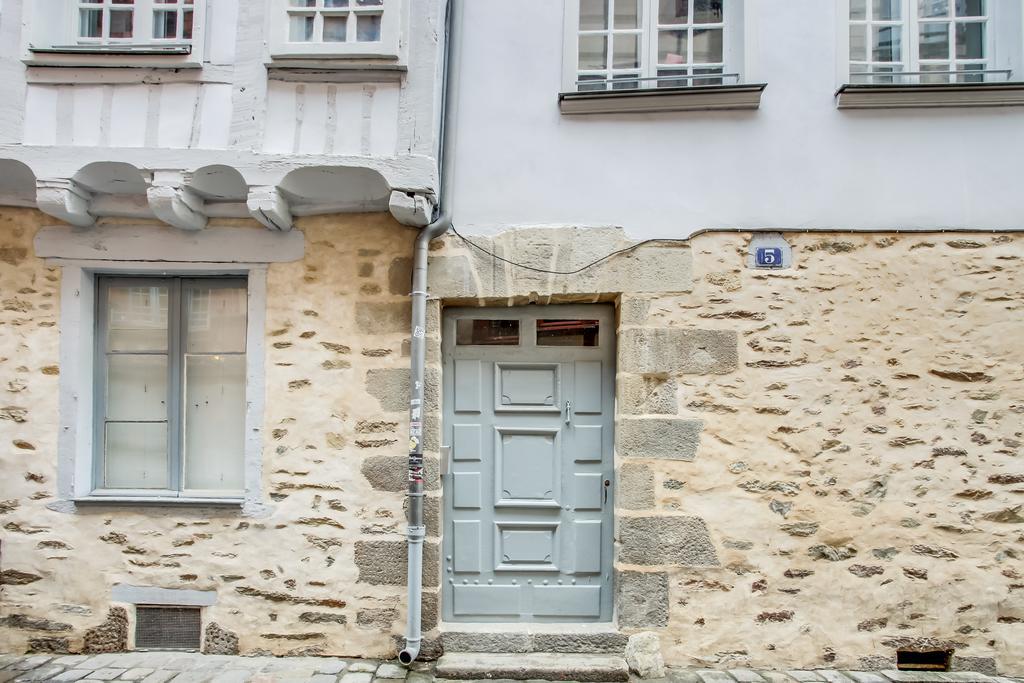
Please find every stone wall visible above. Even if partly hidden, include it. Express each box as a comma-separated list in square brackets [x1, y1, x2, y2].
[428, 228, 1023, 673]
[2, 213, 1022, 672]
[0, 208, 438, 658]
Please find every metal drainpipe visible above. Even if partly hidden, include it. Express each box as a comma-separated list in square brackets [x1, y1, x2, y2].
[399, 0, 456, 667]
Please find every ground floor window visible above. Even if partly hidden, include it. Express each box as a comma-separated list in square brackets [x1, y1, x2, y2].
[94, 276, 247, 497]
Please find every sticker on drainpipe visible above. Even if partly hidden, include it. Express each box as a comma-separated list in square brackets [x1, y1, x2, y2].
[747, 232, 792, 270]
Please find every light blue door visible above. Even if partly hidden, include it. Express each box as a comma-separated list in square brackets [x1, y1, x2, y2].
[441, 305, 615, 622]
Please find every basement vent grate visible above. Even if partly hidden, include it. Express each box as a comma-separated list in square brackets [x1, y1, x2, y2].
[134, 606, 202, 651]
[896, 649, 952, 671]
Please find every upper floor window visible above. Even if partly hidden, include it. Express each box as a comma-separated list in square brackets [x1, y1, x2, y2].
[77, 0, 194, 46]
[270, 0, 400, 60]
[568, 0, 741, 92]
[848, 0, 1008, 83]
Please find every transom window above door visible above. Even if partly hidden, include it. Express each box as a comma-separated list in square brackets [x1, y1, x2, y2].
[847, 0, 1015, 83]
[569, 0, 739, 92]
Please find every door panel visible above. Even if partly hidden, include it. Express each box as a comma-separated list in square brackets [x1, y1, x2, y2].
[442, 305, 615, 623]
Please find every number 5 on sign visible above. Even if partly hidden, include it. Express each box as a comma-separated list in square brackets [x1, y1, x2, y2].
[755, 247, 782, 268]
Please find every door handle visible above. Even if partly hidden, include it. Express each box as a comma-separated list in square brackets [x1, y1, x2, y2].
[603, 479, 610, 506]
[565, 400, 572, 425]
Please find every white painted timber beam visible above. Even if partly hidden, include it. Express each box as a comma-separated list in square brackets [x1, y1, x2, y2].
[36, 178, 95, 227]
[247, 186, 293, 231]
[147, 172, 208, 231]
[389, 191, 436, 227]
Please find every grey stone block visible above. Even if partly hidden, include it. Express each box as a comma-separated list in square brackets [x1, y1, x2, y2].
[619, 516, 720, 566]
[620, 328, 738, 375]
[354, 540, 439, 587]
[951, 657, 998, 676]
[362, 455, 440, 492]
[428, 255, 478, 299]
[532, 632, 629, 654]
[619, 297, 652, 326]
[355, 302, 411, 335]
[618, 464, 656, 510]
[616, 570, 668, 628]
[365, 367, 439, 413]
[441, 631, 531, 653]
[618, 375, 678, 415]
[617, 418, 704, 461]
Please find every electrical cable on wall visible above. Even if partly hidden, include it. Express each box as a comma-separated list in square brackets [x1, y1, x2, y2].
[450, 224, 689, 275]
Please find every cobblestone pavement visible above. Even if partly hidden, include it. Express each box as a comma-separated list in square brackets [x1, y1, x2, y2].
[1, 654, 1022, 683]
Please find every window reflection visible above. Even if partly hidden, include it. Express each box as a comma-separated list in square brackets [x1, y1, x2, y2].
[456, 319, 520, 346]
[537, 320, 600, 347]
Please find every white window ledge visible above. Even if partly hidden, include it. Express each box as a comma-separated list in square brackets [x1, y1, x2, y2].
[836, 82, 1024, 109]
[558, 83, 767, 115]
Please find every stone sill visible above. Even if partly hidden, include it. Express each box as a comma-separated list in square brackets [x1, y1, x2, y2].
[25, 46, 201, 70]
[558, 83, 766, 115]
[267, 59, 407, 83]
[836, 82, 1024, 109]
[74, 496, 244, 506]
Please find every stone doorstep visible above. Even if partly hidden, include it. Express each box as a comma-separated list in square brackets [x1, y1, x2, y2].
[435, 653, 629, 682]
[439, 628, 628, 655]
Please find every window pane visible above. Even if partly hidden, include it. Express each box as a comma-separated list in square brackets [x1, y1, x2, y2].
[153, 10, 177, 39]
[290, 0, 316, 5]
[578, 74, 607, 91]
[580, 0, 608, 30]
[657, 68, 689, 87]
[537, 320, 599, 347]
[324, 15, 348, 41]
[659, 0, 688, 24]
[185, 284, 247, 354]
[693, 28, 723, 62]
[456, 319, 520, 346]
[614, 0, 639, 28]
[109, 10, 134, 38]
[612, 73, 641, 89]
[694, 0, 723, 23]
[955, 0, 983, 16]
[919, 0, 949, 17]
[850, 0, 867, 20]
[873, 25, 901, 61]
[919, 22, 949, 59]
[356, 0, 383, 5]
[80, 9, 103, 37]
[356, 14, 381, 41]
[183, 355, 245, 491]
[289, 14, 315, 41]
[849, 24, 867, 60]
[112, 0, 134, 3]
[107, 285, 168, 352]
[872, 0, 900, 20]
[956, 63, 984, 82]
[955, 22, 984, 59]
[579, 35, 608, 69]
[693, 66, 724, 85]
[658, 30, 688, 63]
[107, 355, 168, 422]
[325, 0, 350, 5]
[105, 422, 168, 489]
[613, 33, 639, 68]
[182, 9, 193, 39]
[921, 62, 951, 82]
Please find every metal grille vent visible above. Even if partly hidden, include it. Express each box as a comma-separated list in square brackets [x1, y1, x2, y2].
[134, 606, 202, 651]
[896, 650, 952, 672]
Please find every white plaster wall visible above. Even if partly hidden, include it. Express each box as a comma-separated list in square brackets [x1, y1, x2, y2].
[449, 1, 1024, 237]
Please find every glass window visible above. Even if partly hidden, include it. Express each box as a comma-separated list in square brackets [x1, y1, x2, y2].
[97, 277, 246, 496]
[850, 0, 991, 84]
[575, 0, 730, 92]
[537, 320, 600, 347]
[456, 319, 520, 346]
[285, 0, 385, 44]
[76, 0, 195, 44]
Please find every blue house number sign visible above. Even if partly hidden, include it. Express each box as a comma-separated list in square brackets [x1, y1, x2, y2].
[755, 247, 783, 268]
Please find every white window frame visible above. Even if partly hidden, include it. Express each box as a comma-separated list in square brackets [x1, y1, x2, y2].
[269, 0, 401, 61]
[561, 0, 746, 92]
[26, 0, 207, 66]
[53, 259, 268, 511]
[836, 0, 1021, 85]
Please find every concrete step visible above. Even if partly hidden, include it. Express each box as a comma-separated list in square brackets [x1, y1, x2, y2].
[440, 628, 628, 654]
[435, 652, 629, 682]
